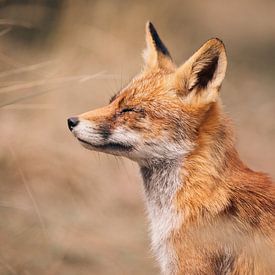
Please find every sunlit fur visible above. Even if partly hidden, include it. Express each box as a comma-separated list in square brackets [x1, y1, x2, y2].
[70, 22, 275, 274]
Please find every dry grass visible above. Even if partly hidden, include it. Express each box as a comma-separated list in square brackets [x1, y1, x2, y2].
[0, 1, 274, 274]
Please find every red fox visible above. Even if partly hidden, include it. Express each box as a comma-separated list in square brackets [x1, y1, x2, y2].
[68, 22, 275, 274]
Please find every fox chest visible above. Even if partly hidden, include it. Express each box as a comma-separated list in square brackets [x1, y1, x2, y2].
[140, 164, 183, 274]
[147, 202, 182, 274]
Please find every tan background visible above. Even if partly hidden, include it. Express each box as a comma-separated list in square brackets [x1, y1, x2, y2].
[0, 1, 274, 274]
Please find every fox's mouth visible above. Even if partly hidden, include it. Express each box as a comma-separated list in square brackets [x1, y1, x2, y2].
[77, 138, 133, 151]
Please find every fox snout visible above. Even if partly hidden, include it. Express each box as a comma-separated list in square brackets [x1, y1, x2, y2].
[67, 108, 139, 157]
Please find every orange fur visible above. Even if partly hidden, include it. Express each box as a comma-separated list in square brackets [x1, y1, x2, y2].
[69, 22, 275, 274]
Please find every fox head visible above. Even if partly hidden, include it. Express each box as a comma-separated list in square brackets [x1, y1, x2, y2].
[68, 22, 227, 166]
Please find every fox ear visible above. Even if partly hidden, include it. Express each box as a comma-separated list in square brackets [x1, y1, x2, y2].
[143, 22, 174, 70]
[175, 38, 227, 103]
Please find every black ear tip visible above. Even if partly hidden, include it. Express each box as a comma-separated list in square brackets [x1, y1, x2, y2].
[146, 21, 153, 27]
[146, 21, 155, 33]
[148, 21, 154, 29]
[145, 21, 172, 60]
[215, 37, 224, 44]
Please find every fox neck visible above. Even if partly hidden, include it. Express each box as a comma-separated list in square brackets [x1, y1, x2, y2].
[178, 103, 245, 220]
[140, 160, 182, 206]
[139, 102, 242, 273]
[139, 102, 239, 214]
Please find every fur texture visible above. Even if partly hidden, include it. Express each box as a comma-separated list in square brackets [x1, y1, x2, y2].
[68, 22, 275, 274]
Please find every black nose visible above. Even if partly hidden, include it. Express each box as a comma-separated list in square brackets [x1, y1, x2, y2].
[67, 117, 79, 131]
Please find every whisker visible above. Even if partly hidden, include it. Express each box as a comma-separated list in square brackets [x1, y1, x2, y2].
[114, 156, 121, 171]
[120, 158, 133, 184]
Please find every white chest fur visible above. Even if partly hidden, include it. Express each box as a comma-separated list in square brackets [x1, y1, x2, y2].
[140, 163, 183, 274]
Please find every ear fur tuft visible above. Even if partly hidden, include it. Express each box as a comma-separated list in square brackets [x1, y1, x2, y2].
[187, 38, 227, 91]
[175, 38, 227, 103]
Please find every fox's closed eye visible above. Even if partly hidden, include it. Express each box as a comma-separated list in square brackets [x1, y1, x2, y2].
[120, 107, 145, 115]
[120, 107, 135, 113]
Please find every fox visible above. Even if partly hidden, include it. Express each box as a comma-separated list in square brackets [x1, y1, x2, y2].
[67, 22, 275, 274]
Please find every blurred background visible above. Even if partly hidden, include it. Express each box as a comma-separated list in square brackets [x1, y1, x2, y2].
[0, 0, 274, 274]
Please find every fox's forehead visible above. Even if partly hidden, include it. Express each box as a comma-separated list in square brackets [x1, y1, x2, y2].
[112, 69, 176, 105]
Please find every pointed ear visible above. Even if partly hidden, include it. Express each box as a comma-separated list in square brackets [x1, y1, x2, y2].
[175, 38, 227, 103]
[143, 22, 174, 70]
